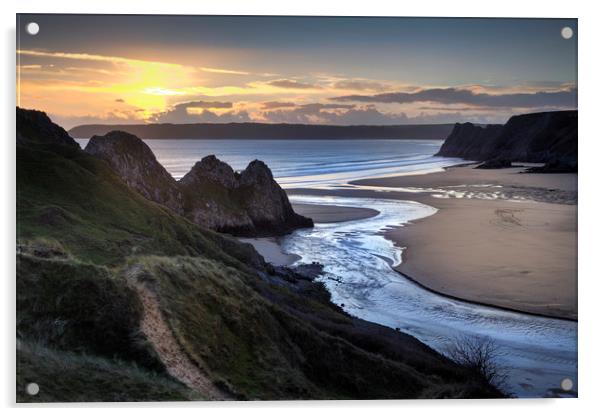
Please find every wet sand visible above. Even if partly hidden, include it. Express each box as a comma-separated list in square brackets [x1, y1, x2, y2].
[288, 164, 578, 320]
[292, 203, 379, 223]
[238, 237, 301, 266]
[387, 196, 577, 320]
[352, 163, 577, 193]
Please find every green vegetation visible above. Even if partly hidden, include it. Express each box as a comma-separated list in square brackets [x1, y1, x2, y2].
[16, 108, 502, 401]
[17, 341, 200, 402]
[16, 141, 259, 267]
[17, 251, 163, 371]
[124, 255, 501, 399]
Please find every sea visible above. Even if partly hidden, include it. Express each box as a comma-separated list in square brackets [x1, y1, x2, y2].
[75, 138, 462, 188]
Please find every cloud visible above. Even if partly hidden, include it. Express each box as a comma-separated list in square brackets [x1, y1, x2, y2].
[58, 104, 501, 130]
[150, 100, 249, 123]
[17, 49, 181, 68]
[260, 103, 359, 124]
[331, 79, 390, 92]
[17, 49, 249, 76]
[261, 101, 297, 110]
[259, 105, 386, 125]
[331, 87, 577, 109]
[259, 101, 517, 125]
[177, 100, 233, 109]
[19, 64, 42, 70]
[418, 106, 489, 112]
[51, 109, 146, 131]
[266, 79, 322, 90]
[200, 67, 249, 75]
[299, 103, 356, 111]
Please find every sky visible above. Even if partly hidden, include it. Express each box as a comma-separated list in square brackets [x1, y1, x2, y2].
[17, 15, 577, 129]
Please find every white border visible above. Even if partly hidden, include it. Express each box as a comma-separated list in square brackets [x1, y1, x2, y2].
[2, 0, 600, 414]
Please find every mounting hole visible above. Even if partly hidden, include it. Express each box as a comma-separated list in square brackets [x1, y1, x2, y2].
[26, 382, 39, 396]
[560, 378, 573, 391]
[26, 22, 40, 36]
[561, 27, 573, 40]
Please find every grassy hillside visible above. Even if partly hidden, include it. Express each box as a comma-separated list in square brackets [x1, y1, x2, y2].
[17, 341, 200, 402]
[16, 108, 502, 401]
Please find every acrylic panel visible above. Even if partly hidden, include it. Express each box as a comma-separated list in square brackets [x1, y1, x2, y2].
[16, 14, 577, 402]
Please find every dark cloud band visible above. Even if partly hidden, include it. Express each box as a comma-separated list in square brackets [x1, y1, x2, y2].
[267, 79, 322, 90]
[331, 87, 577, 108]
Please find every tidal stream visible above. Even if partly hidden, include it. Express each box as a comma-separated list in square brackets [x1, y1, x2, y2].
[284, 195, 577, 398]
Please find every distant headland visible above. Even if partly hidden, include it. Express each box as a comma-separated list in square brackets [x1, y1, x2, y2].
[69, 122, 456, 140]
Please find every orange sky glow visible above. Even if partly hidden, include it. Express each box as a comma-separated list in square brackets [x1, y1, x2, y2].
[17, 15, 577, 129]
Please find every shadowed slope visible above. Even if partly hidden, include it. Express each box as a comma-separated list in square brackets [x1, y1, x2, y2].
[17, 107, 502, 401]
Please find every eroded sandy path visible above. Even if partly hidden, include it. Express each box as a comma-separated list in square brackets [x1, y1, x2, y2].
[128, 275, 231, 400]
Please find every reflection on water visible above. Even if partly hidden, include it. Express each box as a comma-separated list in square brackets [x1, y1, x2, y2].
[284, 195, 577, 398]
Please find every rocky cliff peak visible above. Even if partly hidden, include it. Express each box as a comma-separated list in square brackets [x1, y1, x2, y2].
[237, 160, 313, 235]
[180, 155, 238, 189]
[87, 131, 152, 158]
[84, 131, 183, 213]
[240, 160, 274, 186]
[17, 107, 79, 149]
[179, 155, 313, 236]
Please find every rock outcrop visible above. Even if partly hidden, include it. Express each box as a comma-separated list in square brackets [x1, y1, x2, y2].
[492, 110, 577, 168]
[180, 156, 313, 236]
[17, 107, 79, 149]
[437, 110, 577, 171]
[436, 123, 503, 160]
[237, 159, 314, 235]
[179, 156, 254, 232]
[84, 131, 312, 236]
[474, 159, 512, 169]
[85, 131, 183, 213]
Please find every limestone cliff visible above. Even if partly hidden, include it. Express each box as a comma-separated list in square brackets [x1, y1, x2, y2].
[436, 123, 503, 161]
[437, 111, 577, 171]
[180, 156, 313, 236]
[85, 131, 183, 213]
[84, 131, 313, 236]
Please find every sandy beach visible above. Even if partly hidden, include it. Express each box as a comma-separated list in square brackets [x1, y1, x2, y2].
[353, 164, 577, 193]
[292, 203, 379, 223]
[238, 237, 301, 266]
[289, 164, 577, 320]
[387, 196, 577, 320]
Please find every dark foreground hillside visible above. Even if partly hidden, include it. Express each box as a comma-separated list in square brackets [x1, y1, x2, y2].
[16, 108, 502, 401]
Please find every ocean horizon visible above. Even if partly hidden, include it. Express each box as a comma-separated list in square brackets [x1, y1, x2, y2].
[75, 138, 464, 188]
